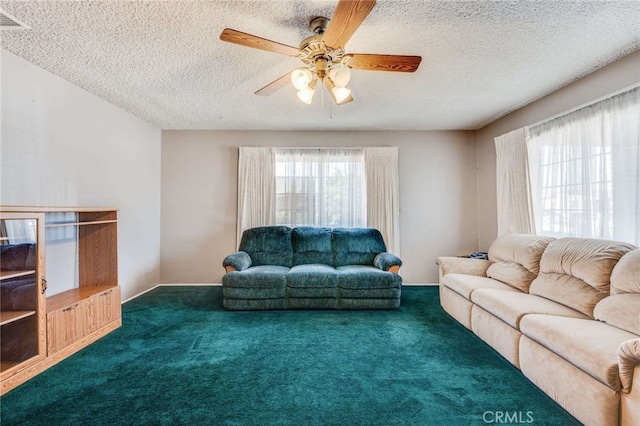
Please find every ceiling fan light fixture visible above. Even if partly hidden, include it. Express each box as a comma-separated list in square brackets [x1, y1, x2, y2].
[297, 86, 316, 104]
[291, 68, 313, 91]
[328, 65, 350, 87]
[332, 86, 351, 104]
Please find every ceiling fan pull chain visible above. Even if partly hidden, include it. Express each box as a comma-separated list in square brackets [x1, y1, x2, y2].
[330, 89, 334, 118]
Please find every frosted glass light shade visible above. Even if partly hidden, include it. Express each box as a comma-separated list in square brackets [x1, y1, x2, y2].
[332, 86, 351, 104]
[328, 66, 351, 87]
[291, 68, 313, 91]
[297, 87, 315, 104]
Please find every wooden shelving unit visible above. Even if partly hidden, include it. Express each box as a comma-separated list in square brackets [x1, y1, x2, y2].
[0, 206, 121, 395]
[0, 270, 36, 280]
[0, 310, 36, 326]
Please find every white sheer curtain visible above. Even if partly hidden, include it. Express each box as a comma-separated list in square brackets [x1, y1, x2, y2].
[236, 147, 275, 246]
[365, 147, 400, 255]
[274, 148, 366, 228]
[527, 87, 640, 245]
[494, 128, 535, 236]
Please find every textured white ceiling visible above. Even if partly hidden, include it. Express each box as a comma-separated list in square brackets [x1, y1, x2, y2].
[1, 1, 638, 130]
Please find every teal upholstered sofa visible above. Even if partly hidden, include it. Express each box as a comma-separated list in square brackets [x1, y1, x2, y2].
[222, 226, 402, 310]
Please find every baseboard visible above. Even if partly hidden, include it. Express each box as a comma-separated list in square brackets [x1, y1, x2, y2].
[123, 282, 435, 304]
[403, 283, 439, 286]
[122, 283, 221, 304]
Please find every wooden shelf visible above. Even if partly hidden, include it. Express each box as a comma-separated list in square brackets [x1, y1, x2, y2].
[0, 310, 35, 326]
[47, 285, 118, 313]
[0, 361, 21, 373]
[0, 270, 36, 281]
[45, 220, 117, 228]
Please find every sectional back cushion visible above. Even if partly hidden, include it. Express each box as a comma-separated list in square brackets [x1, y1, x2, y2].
[486, 234, 555, 292]
[594, 249, 640, 335]
[332, 228, 387, 267]
[529, 238, 636, 317]
[239, 226, 293, 267]
[609, 248, 640, 295]
[292, 227, 333, 266]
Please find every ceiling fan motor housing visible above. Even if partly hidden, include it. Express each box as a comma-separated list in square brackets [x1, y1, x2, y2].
[299, 16, 345, 78]
[309, 16, 329, 35]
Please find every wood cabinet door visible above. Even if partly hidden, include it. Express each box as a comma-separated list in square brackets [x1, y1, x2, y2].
[93, 287, 121, 329]
[46, 301, 89, 356]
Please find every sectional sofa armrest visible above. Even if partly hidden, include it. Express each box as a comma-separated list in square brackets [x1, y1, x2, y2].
[374, 252, 402, 274]
[435, 256, 492, 279]
[618, 338, 640, 393]
[223, 251, 252, 273]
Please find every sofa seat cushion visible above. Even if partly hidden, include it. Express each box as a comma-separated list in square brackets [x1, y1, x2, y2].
[287, 264, 339, 288]
[520, 314, 638, 391]
[471, 289, 588, 330]
[594, 294, 640, 335]
[336, 265, 401, 289]
[441, 274, 520, 300]
[221, 265, 289, 289]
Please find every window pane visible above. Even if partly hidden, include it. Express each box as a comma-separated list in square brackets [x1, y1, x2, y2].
[528, 87, 639, 244]
[274, 149, 366, 228]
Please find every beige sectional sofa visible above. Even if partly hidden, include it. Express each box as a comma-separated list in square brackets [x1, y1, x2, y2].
[437, 235, 640, 426]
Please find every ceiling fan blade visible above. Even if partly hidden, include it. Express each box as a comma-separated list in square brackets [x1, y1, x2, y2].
[255, 71, 294, 96]
[220, 28, 300, 56]
[323, 78, 353, 105]
[347, 54, 422, 72]
[322, 0, 376, 49]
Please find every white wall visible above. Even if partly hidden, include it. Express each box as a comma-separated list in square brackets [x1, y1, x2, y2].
[1, 50, 162, 301]
[476, 50, 640, 250]
[160, 130, 478, 284]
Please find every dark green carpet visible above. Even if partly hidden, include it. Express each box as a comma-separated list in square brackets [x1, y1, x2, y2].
[1, 286, 579, 425]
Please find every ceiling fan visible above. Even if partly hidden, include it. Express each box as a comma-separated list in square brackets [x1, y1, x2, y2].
[220, 0, 421, 106]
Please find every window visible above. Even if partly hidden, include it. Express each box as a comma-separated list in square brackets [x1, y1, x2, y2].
[236, 146, 400, 254]
[274, 148, 366, 228]
[527, 87, 639, 244]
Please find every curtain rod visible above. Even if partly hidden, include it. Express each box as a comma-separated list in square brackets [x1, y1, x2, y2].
[529, 82, 640, 128]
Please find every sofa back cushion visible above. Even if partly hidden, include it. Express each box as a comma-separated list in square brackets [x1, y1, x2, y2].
[292, 227, 333, 266]
[610, 248, 640, 295]
[332, 228, 387, 267]
[529, 238, 636, 317]
[486, 234, 555, 292]
[593, 249, 640, 335]
[239, 226, 293, 267]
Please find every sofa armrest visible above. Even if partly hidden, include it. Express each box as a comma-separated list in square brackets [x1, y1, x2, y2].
[223, 251, 252, 273]
[374, 252, 402, 274]
[618, 339, 640, 393]
[435, 256, 492, 279]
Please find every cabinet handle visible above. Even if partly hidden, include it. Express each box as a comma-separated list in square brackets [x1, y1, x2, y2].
[41, 277, 47, 294]
[62, 303, 79, 312]
[100, 290, 112, 297]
